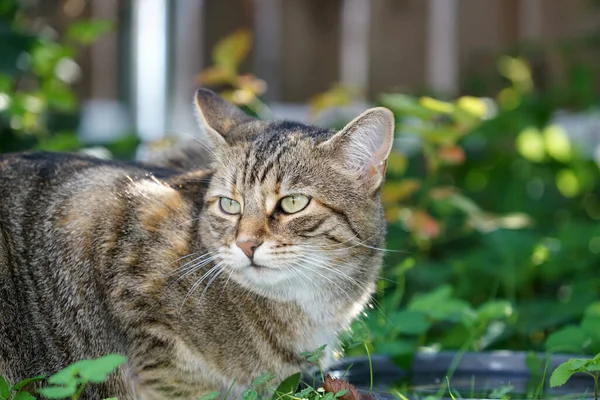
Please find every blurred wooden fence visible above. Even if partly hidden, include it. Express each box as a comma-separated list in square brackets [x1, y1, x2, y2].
[32, 0, 600, 137]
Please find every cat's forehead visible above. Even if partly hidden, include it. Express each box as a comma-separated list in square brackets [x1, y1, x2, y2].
[230, 120, 333, 146]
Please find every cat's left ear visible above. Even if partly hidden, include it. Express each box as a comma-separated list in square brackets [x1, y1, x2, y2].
[194, 88, 254, 149]
[320, 107, 395, 191]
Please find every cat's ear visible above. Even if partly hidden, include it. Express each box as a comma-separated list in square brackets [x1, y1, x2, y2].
[320, 107, 395, 191]
[194, 88, 254, 148]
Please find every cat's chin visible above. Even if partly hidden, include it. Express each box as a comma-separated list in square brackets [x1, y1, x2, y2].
[231, 264, 291, 286]
[227, 265, 308, 300]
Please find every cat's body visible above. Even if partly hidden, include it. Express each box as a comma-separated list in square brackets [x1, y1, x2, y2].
[0, 90, 394, 399]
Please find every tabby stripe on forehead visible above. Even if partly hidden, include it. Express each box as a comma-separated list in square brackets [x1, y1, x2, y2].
[320, 204, 361, 239]
[257, 140, 292, 184]
[241, 145, 254, 187]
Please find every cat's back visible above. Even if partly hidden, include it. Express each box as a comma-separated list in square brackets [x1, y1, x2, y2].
[0, 151, 173, 193]
[0, 151, 186, 391]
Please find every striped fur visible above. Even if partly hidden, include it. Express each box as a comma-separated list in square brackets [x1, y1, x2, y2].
[0, 90, 394, 399]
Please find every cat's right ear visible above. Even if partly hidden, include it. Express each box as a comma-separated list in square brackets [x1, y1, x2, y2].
[194, 88, 254, 148]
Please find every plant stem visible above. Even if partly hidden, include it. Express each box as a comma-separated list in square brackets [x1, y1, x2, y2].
[594, 371, 598, 400]
[223, 378, 237, 400]
[317, 361, 324, 384]
[364, 342, 373, 394]
[72, 381, 87, 400]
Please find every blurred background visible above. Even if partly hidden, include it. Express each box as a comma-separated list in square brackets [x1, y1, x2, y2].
[2, 0, 600, 381]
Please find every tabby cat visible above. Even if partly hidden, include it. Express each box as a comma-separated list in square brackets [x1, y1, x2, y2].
[0, 89, 394, 399]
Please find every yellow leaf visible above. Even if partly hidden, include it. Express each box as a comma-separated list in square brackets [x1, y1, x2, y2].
[386, 151, 407, 176]
[497, 56, 533, 93]
[456, 96, 487, 118]
[556, 169, 579, 198]
[382, 179, 421, 204]
[515, 127, 545, 162]
[543, 124, 572, 163]
[384, 205, 402, 222]
[419, 96, 454, 114]
[309, 84, 358, 116]
[497, 88, 521, 110]
[195, 66, 235, 86]
[212, 29, 252, 69]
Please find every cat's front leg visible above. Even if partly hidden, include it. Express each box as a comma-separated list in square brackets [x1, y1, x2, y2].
[132, 369, 219, 400]
[129, 351, 219, 400]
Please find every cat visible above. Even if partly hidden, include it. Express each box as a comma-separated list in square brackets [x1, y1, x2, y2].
[0, 88, 394, 399]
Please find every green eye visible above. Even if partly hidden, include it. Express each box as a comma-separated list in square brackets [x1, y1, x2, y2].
[219, 197, 241, 215]
[280, 195, 310, 214]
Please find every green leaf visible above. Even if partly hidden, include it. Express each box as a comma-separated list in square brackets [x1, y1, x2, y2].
[582, 314, 600, 343]
[35, 132, 81, 152]
[335, 389, 349, 397]
[66, 19, 113, 45]
[241, 388, 258, 400]
[488, 383, 514, 399]
[76, 354, 127, 383]
[341, 321, 370, 349]
[294, 386, 314, 398]
[375, 339, 416, 356]
[545, 326, 588, 353]
[476, 300, 513, 322]
[322, 392, 335, 400]
[567, 358, 591, 371]
[409, 285, 453, 310]
[389, 310, 431, 335]
[549, 362, 575, 388]
[300, 345, 327, 363]
[0, 376, 11, 399]
[12, 375, 46, 392]
[586, 354, 600, 372]
[30, 43, 73, 78]
[380, 93, 437, 120]
[198, 391, 221, 400]
[585, 302, 600, 318]
[47, 364, 79, 386]
[42, 80, 77, 112]
[14, 392, 36, 400]
[271, 373, 301, 400]
[0, 73, 12, 92]
[37, 382, 78, 398]
[409, 286, 475, 324]
[252, 372, 276, 387]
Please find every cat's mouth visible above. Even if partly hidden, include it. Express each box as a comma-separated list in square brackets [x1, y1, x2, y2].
[249, 262, 270, 270]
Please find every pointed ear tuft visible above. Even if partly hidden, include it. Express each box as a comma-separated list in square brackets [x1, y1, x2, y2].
[194, 88, 254, 147]
[320, 107, 395, 190]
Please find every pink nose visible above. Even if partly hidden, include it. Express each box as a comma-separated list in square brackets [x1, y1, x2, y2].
[236, 239, 263, 259]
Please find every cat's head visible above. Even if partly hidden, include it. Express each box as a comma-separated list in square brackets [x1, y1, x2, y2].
[193, 89, 394, 304]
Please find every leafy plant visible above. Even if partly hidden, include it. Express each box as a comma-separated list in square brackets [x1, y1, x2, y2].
[0, 0, 113, 153]
[37, 354, 126, 400]
[195, 29, 268, 118]
[0, 375, 45, 400]
[550, 353, 600, 400]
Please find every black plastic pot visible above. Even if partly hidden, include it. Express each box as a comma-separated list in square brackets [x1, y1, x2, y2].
[322, 351, 596, 400]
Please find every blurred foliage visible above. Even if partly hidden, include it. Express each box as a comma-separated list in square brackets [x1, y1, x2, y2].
[308, 83, 362, 119]
[353, 55, 600, 365]
[195, 29, 269, 118]
[199, 29, 600, 365]
[0, 0, 130, 155]
[1, 10, 599, 374]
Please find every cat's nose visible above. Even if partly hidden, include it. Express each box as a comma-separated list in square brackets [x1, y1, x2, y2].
[236, 239, 263, 259]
